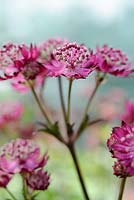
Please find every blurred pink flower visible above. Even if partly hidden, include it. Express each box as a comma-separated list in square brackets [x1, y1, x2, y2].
[0, 139, 48, 173]
[97, 88, 124, 121]
[120, 100, 134, 124]
[39, 38, 68, 77]
[0, 43, 48, 92]
[52, 42, 96, 79]
[39, 37, 68, 63]
[95, 45, 133, 76]
[11, 73, 30, 93]
[26, 169, 50, 191]
[0, 43, 42, 79]
[107, 121, 134, 177]
[19, 124, 35, 139]
[0, 101, 23, 128]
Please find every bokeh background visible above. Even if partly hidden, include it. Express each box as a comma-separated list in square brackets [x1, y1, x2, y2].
[0, 0, 134, 199]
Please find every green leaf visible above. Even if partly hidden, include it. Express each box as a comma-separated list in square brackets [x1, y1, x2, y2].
[7, 174, 24, 200]
[39, 121, 61, 137]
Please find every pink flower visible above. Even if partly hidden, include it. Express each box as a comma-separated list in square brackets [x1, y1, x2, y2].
[0, 169, 13, 187]
[0, 101, 23, 128]
[120, 100, 134, 124]
[39, 38, 68, 77]
[0, 43, 47, 80]
[26, 169, 50, 191]
[11, 73, 30, 93]
[52, 42, 96, 79]
[39, 37, 68, 63]
[0, 43, 20, 80]
[0, 43, 48, 92]
[95, 45, 133, 76]
[107, 121, 134, 177]
[0, 139, 48, 173]
[13, 44, 46, 80]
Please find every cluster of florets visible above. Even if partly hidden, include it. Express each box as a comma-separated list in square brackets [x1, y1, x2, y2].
[94, 45, 133, 76]
[0, 38, 133, 93]
[107, 100, 134, 177]
[0, 139, 50, 191]
[0, 43, 47, 92]
[53, 42, 96, 79]
[107, 121, 134, 177]
[39, 37, 68, 62]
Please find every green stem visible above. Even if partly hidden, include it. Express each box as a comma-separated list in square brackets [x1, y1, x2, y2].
[76, 73, 106, 139]
[87, 118, 106, 126]
[84, 81, 100, 116]
[22, 175, 31, 200]
[39, 77, 46, 104]
[117, 177, 127, 200]
[6, 188, 17, 200]
[67, 79, 73, 123]
[58, 77, 67, 124]
[28, 81, 52, 125]
[68, 144, 90, 200]
[84, 72, 107, 117]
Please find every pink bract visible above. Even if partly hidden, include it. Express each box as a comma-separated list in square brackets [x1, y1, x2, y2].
[11, 72, 46, 93]
[0, 169, 13, 187]
[13, 44, 46, 80]
[95, 45, 133, 76]
[11, 73, 30, 93]
[0, 139, 48, 173]
[107, 121, 134, 177]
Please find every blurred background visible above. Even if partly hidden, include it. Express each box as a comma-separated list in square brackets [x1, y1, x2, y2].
[0, 0, 134, 199]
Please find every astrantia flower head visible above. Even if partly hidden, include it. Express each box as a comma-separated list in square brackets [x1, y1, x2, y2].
[26, 169, 50, 191]
[13, 44, 45, 80]
[0, 139, 48, 173]
[107, 121, 134, 177]
[39, 38, 68, 62]
[53, 42, 96, 79]
[95, 45, 133, 76]
[0, 101, 23, 128]
[39, 38, 68, 77]
[120, 100, 134, 125]
[0, 43, 47, 79]
[0, 43, 48, 92]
